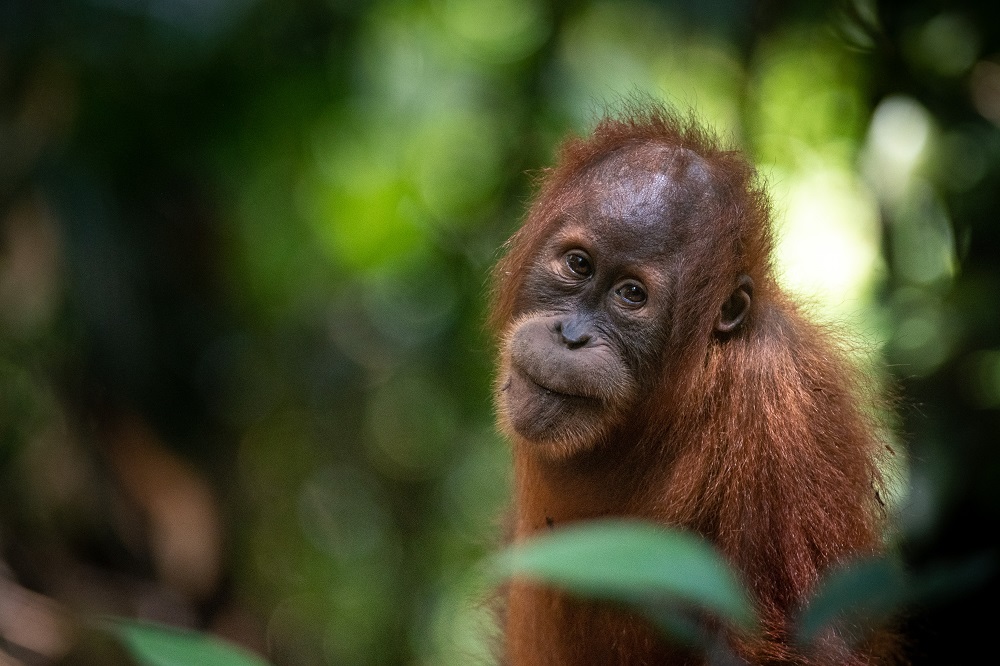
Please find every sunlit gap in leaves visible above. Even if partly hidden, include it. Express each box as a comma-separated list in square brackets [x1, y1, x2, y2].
[750, 27, 881, 325]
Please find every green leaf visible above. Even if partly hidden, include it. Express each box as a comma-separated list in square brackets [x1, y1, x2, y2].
[111, 619, 271, 666]
[795, 556, 907, 645]
[490, 519, 756, 631]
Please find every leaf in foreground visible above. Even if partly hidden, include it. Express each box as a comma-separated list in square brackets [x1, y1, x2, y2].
[112, 619, 270, 666]
[795, 557, 907, 645]
[491, 520, 756, 631]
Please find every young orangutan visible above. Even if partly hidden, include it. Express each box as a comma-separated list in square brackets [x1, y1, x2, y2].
[491, 106, 898, 665]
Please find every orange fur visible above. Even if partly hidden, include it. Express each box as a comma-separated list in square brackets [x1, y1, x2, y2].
[492, 106, 898, 665]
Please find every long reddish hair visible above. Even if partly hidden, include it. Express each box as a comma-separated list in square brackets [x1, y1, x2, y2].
[493, 105, 898, 664]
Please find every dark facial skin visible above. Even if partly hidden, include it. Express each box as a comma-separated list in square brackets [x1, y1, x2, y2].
[498, 144, 726, 459]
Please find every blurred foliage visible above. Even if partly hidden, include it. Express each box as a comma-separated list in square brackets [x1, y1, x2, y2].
[492, 520, 756, 653]
[112, 619, 269, 666]
[494, 521, 908, 660]
[1, 0, 998, 664]
[495, 521, 991, 662]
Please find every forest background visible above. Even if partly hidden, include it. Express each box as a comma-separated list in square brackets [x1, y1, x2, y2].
[1, 0, 998, 663]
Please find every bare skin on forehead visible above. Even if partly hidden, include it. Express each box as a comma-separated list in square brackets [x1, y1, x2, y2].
[555, 144, 716, 266]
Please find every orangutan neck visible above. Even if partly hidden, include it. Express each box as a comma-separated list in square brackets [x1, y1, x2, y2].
[512, 440, 660, 538]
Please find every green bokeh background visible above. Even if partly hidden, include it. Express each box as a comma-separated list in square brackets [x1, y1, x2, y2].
[1, 0, 998, 663]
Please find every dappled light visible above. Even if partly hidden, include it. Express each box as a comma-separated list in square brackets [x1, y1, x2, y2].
[0, 1, 998, 664]
[772, 166, 883, 315]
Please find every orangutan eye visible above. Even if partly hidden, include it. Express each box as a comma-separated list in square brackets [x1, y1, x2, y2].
[565, 251, 593, 277]
[615, 282, 647, 307]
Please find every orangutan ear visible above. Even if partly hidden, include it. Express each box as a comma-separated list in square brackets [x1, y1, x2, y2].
[716, 274, 753, 334]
